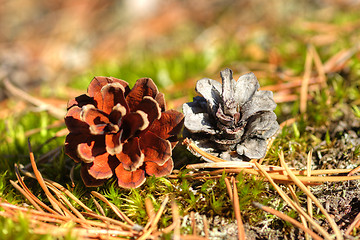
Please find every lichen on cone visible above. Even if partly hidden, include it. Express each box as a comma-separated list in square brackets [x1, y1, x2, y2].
[183, 68, 279, 161]
[65, 76, 184, 188]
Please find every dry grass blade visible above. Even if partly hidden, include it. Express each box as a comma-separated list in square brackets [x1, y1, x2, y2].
[10, 145, 151, 239]
[295, 168, 351, 175]
[254, 162, 332, 240]
[304, 150, 313, 240]
[91, 191, 135, 226]
[151, 195, 169, 229]
[253, 202, 323, 240]
[262, 76, 320, 93]
[279, 151, 343, 240]
[186, 160, 287, 171]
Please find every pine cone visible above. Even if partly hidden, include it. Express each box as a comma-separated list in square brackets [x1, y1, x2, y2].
[65, 76, 183, 188]
[183, 68, 279, 161]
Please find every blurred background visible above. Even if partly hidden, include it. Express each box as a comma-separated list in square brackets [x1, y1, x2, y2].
[1, 0, 360, 113]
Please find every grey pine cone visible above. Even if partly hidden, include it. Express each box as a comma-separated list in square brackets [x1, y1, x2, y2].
[183, 68, 279, 161]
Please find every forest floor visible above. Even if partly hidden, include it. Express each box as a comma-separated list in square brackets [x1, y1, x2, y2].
[1, 1, 360, 239]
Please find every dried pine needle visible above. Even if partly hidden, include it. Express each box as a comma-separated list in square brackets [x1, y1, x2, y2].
[253, 202, 323, 240]
[6, 142, 182, 239]
[231, 177, 246, 240]
[279, 151, 343, 240]
[254, 162, 332, 240]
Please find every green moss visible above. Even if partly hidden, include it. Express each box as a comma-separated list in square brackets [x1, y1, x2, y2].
[0, 214, 77, 240]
